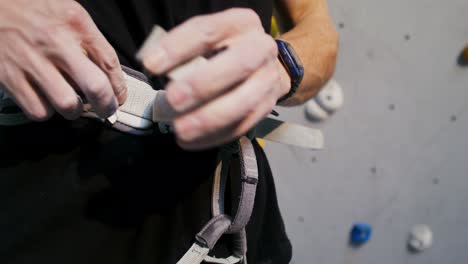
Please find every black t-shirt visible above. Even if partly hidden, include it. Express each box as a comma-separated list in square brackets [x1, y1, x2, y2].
[0, 1, 292, 263]
[78, 0, 274, 68]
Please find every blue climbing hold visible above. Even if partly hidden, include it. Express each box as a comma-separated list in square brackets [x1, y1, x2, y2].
[350, 223, 372, 245]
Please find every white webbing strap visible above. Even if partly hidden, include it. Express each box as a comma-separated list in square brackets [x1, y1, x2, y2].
[177, 243, 210, 264]
[254, 118, 324, 150]
[117, 70, 156, 123]
[204, 255, 243, 264]
[177, 244, 243, 264]
[94, 66, 158, 135]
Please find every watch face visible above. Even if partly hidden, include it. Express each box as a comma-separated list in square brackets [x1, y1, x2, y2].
[276, 40, 304, 86]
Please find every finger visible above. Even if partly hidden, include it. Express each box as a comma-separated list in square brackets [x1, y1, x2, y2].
[140, 8, 263, 74]
[48, 41, 118, 118]
[1, 73, 54, 122]
[82, 33, 127, 105]
[176, 123, 239, 150]
[68, 2, 127, 104]
[15, 40, 83, 120]
[166, 32, 277, 112]
[174, 60, 279, 142]
[177, 96, 274, 150]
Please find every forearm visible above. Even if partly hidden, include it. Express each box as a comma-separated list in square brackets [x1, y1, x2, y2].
[276, 0, 339, 106]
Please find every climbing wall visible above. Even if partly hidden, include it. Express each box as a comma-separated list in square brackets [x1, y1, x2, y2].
[266, 0, 468, 263]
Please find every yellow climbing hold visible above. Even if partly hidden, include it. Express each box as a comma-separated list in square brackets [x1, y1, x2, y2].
[270, 16, 280, 38]
[256, 138, 266, 148]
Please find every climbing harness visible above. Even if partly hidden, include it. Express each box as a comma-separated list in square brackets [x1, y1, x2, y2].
[0, 26, 324, 264]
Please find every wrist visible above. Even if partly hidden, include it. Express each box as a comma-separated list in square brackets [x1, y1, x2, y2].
[274, 39, 304, 104]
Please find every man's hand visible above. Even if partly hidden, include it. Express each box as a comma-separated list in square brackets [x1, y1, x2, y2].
[141, 8, 289, 150]
[0, 0, 127, 121]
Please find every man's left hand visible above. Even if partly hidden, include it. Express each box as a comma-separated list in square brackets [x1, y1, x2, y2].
[141, 8, 290, 150]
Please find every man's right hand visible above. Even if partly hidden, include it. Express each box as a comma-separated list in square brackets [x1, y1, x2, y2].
[0, 0, 127, 121]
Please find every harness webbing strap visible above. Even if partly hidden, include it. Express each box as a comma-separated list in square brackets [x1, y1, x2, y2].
[230, 229, 248, 258]
[195, 214, 232, 250]
[255, 117, 324, 150]
[1, 78, 324, 149]
[176, 243, 210, 264]
[0, 25, 324, 151]
[203, 255, 243, 264]
[178, 137, 256, 264]
[0, 98, 31, 126]
[197, 137, 256, 263]
[225, 137, 258, 234]
[119, 68, 156, 122]
[0, 112, 31, 126]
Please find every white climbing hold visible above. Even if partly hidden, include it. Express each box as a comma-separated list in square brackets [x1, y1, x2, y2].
[315, 79, 344, 113]
[305, 97, 329, 121]
[304, 79, 344, 121]
[408, 224, 433, 252]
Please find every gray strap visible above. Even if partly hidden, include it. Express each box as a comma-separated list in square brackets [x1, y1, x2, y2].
[177, 214, 232, 264]
[212, 160, 228, 217]
[212, 138, 258, 233]
[227, 137, 258, 233]
[179, 137, 256, 264]
[152, 90, 178, 122]
[195, 214, 232, 250]
[231, 229, 247, 257]
[200, 137, 257, 264]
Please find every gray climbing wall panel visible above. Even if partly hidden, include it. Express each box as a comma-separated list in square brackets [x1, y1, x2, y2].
[266, 0, 468, 263]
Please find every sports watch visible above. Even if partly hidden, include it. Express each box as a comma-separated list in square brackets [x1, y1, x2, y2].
[275, 39, 304, 103]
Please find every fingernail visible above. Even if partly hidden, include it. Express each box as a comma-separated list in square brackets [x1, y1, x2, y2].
[167, 81, 194, 112]
[176, 116, 201, 141]
[143, 48, 169, 74]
